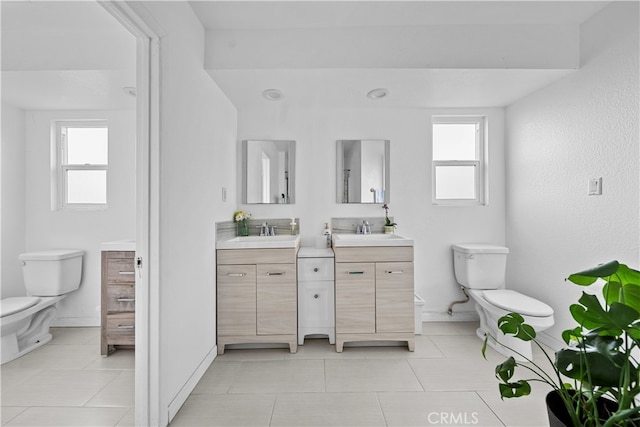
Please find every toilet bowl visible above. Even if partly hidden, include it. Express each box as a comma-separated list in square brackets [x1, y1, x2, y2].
[452, 244, 554, 361]
[0, 249, 84, 364]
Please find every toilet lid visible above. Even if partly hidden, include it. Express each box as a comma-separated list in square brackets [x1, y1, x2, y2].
[482, 290, 554, 317]
[1, 297, 40, 318]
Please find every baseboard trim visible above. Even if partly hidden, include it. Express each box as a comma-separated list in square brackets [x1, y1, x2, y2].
[167, 345, 217, 423]
[422, 311, 479, 322]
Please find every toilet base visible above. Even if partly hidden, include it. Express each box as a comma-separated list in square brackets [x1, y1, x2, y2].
[1, 297, 62, 364]
[469, 291, 553, 362]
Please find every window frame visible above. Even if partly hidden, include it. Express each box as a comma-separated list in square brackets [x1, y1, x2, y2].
[54, 120, 109, 210]
[431, 116, 486, 206]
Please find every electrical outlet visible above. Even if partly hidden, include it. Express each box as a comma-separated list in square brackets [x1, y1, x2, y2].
[588, 177, 602, 195]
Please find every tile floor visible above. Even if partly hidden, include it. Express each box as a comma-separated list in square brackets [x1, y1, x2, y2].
[1, 327, 134, 426]
[1, 322, 553, 426]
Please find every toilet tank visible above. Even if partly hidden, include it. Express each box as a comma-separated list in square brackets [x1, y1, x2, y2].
[19, 249, 84, 296]
[451, 244, 509, 289]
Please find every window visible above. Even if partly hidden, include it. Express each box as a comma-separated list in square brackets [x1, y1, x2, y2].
[432, 116, 485, 205]
[55, 121, 108, 209]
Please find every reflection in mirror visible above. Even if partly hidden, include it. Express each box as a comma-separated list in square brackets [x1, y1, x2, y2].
[337, 140, 390, 204]
[243, 140, 295, 204]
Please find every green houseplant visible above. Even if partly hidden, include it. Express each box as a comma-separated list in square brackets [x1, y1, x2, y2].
[483, 260, 640, 426]
[382, 203, 397, 233]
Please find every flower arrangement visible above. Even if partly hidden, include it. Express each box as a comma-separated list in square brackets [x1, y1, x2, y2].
[233, 210, 251, 236]
[233, 210, 251, 222]
[382, 203, 397, 227]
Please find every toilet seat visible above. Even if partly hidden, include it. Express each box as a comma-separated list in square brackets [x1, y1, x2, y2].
[1, 297, 40, 318]
[482, 290, 553, 317]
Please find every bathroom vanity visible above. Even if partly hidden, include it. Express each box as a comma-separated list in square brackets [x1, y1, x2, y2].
[332, 234, 415, 352]
[100, 241, 136, 356]
[216, 235, 300, 354]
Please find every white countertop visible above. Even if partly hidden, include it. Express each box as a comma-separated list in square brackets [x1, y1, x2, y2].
[216, 235, 300, 249]
[101, 240, 136, 251]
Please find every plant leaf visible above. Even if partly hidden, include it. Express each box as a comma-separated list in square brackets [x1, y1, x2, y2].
[603, 280, 640, 314]
[614, 264, 640, 287]
[498, 381, 531, 399]
[497, 313, 536, 341]
[495, 357, 516, 382]
[556, 347, 630, 387]
[567, 261, 620, 286]
[561, 326, 583, 345]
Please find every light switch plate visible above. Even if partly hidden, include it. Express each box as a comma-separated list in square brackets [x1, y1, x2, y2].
[588, 177, 602, 195]
[222, 187, 227, 202]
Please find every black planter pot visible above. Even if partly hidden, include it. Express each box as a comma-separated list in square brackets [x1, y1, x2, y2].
[546, 390, 618, 427]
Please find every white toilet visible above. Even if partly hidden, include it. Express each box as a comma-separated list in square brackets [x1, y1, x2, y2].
[451, 243, 554, 360]
[0, 249, 84, 364]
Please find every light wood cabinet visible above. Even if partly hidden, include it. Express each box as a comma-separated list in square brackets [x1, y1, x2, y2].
[216, 248, 298, 354]
[334, 246, 414, 352]
[101, 251, 136, 356]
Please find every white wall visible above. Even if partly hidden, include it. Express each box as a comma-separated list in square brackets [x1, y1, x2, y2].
[505, 2, 639, 345]
[137, 2, 238, 425]
[23, 109, 136, 325]
[1, 102, 26, 298]
[236, 107, 505, 319]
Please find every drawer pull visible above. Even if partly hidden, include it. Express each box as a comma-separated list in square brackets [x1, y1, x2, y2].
[119, 271, 135, 275]
[266, 272, 285, 276]
[385, 270, 404, 274]
[226, 273, 246, 277]
[348, 271, 364, 275]
[116, 324, 135, 329]
[117, 298, 135, 302]
[314, 294, 319, 299]
[313, 267, 319, 272]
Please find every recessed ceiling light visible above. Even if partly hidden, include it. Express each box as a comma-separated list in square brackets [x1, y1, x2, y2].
[122, 87, 137, 97]
[263, 89, 284, 101]
[367, 88, 389, 100]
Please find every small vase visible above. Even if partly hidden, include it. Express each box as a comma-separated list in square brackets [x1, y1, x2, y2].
[238, 220, 249, 237]
[384, 225, 395, 234]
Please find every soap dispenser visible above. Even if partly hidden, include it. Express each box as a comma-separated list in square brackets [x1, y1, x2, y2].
[322, 223, 332, 247]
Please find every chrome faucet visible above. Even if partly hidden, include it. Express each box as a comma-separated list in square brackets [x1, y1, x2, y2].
[361, 220, 371, 235]
[259, 222, 269, 236]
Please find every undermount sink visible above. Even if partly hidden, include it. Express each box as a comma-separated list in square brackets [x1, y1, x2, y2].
[216, 234, 301, 249]
[332, 233, 414, 247]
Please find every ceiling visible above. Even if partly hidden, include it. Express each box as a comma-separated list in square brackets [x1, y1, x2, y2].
[191, 1, 609, 109]
[1, 1, 610, 111]
[1, 1, 136, 110]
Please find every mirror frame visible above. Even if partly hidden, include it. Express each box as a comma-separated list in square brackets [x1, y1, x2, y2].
[242, 140, 296, 204]
[336, 139, 390, 204]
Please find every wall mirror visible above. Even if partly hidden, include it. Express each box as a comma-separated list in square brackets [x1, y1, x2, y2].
[242, 140, 295, 204]
[336, 139, 390, 204]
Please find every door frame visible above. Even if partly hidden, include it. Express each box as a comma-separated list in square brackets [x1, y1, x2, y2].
[99, 2, 161, 425]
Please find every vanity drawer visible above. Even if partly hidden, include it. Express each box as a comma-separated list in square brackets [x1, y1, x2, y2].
[297, 258, 334, 281]
[105, 285, 135, 313]
[105, 312, 135, 345]
[104, 252, 136, 284]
